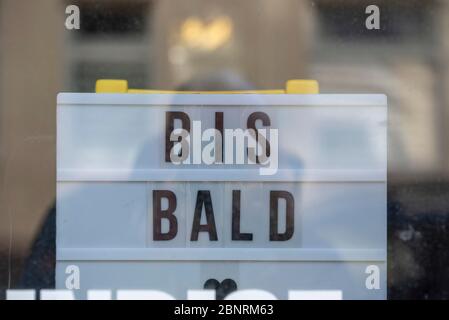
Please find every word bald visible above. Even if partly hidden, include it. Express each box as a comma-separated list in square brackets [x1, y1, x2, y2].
[165, 111, 279, 175]
[153, 190, 294, 241]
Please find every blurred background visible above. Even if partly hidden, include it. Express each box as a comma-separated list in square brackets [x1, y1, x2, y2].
[1, 0, 448, 299]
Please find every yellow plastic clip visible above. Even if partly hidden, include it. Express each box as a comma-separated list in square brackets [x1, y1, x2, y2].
[95, 79, 319, 94]
[96, 79, 128, 93]
[285, 79, 319, 94]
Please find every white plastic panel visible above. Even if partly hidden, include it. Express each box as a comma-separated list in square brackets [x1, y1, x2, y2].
[56, 261, 386, 300]
[57, 182, 147, 248]
[57, 94, 387, 181]
[56, 93, 387, 299]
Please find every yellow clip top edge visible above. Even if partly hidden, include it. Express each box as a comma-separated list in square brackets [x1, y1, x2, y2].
[95, 79, 319, 94]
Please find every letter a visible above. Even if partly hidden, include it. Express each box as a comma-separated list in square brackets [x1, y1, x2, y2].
[65, 5, 80, 30]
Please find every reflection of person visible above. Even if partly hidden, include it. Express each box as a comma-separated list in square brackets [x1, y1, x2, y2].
[19, 71, 256, 291]
[176, 70, 253, 92]
[20, 205, 55, 290]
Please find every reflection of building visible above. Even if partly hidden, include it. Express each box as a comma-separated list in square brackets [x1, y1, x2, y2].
[67, 0, 153, 91]
[0, 0, 448, 294]
[313, 0, 443, 178]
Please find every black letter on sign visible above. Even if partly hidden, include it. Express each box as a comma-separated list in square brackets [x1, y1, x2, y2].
[232, 190, 253, 241]
[247, 111, 271, 163]
[165, 111, 191, 162]
[153, 190, 178, 241]
[191, 190, 218, 241]
[270, 191, 294, 241]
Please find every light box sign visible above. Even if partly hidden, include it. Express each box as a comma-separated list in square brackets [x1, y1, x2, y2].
[56, 93, 387, 299]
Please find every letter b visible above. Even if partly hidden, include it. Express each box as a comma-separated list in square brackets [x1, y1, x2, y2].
[153, 190, 178, 240]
